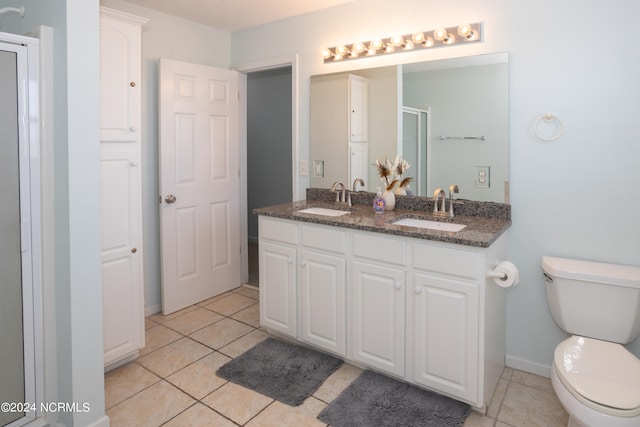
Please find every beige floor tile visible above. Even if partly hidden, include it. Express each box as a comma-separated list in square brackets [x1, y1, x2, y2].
[190, 317, 254, 349]
[202, 382, 273, 425]
[511, 369, 554, 394]
[106, 381, 194, 427]
[463, 411, 496, 427]
[162, 306, 224, 335]
[313, 363, 363, 403]
[166, 352, 232, 399]
[203, 293, 259, 316]
[234, 286, 259, 300]
[137, 337, 212, 377]
[104, 362, 160, 409]
[195, 290, 238, 307]
[148, 305, 198, 324]
[164, 403, 236, 427]
[498, 382, 568, 427]
[218, 329, 270, 358]
[247, 397, 327, 427]
[145, 317, 157, 330]
[230, 303, 260, 327]
[139, 324, 183, 356]
[486, 377, 508, 419]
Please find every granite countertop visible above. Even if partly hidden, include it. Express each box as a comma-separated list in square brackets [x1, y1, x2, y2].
[254, 196, 512, 248]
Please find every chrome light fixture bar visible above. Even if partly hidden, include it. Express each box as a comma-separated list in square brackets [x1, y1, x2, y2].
[322, 22, 482, 63]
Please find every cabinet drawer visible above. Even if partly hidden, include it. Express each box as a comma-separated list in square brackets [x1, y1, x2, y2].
[259, 217, 298, 244]
[353, 232, 406, 266]
[301, 224, 346, 254]
[413, 243, 477, 279]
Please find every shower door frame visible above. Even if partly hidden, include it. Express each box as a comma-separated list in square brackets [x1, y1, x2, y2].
[0, 32, 43, 427]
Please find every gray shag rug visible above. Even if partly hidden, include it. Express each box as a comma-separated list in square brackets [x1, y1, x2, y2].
[318, 370, 471, 427]
[215, 338, 343, 406]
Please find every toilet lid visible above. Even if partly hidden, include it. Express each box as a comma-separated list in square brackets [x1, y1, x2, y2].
[554, 336, 640, 412]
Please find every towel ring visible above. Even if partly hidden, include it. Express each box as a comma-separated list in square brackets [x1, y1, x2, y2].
[534, 113, 563, 142]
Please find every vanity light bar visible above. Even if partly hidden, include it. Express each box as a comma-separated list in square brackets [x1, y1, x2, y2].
[322, 22, 482, 63]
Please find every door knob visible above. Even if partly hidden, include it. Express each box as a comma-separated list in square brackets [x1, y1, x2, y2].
[164, 194, 177, 204]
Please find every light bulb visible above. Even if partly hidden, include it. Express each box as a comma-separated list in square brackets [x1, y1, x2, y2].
[457, 24, 476, 40]
[391, 35, 404, 47]
[335, 45, 347, 56]
[370, 39, 384, 50]
[366, 47, 377, 56]
[423, 36, 434, 47]
[412, 32, 425, 44]
[403, 40, 414, 50]
[385, 43, 395, 53]
[433, 28, 448, 41]
[322, 48, 332, 59]
[352, 41, 365, 53]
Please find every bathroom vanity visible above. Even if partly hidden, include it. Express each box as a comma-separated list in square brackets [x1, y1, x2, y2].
[255, 191, 511, 411]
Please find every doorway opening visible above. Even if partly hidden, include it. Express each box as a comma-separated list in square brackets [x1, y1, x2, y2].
[246, 66, 294, 287]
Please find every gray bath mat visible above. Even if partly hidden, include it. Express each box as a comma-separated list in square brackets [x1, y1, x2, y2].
[215, 338, 343, 406]
[318, 370, 471, 427]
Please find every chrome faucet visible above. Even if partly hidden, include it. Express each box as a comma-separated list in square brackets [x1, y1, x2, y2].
[433, 188, 446, 215]
[348, 178, 365, 207]
[448, 184, 459, 218]
[331, 181, 346, 203]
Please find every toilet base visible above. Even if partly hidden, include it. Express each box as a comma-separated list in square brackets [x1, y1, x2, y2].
[551, 362, 640, 427]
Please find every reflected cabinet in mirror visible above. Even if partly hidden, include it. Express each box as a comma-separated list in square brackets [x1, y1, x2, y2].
[310, 52, 509, 203]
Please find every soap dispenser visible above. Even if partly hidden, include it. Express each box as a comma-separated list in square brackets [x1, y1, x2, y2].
[373, 187, 385, 213]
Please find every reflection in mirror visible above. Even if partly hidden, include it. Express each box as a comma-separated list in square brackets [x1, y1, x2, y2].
[310, 52, 509, 203]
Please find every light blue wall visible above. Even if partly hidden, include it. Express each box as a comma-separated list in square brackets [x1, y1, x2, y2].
[231, 0, 640, 374]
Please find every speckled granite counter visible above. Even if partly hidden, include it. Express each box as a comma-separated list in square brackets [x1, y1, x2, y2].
[254, 190, 511, 248]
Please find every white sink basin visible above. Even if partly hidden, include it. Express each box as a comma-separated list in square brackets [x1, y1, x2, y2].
[392, 217, 466, 232]
[296, 207, 350, 217]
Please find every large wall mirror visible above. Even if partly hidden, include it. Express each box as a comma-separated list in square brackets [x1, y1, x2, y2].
[310, 52, 509, 203]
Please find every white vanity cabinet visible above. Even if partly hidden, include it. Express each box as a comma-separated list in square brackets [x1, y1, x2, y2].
[259, 217, 347, 356]
[258, 214, 507, 410]
[351, 232, 406, 377]
[100, 7, 148, 370]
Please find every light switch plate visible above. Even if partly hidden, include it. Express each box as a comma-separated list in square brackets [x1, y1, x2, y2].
[299, 159, 308, 176]
[313, 160, 324, 178]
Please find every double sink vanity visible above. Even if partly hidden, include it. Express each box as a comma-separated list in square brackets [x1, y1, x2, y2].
[255, 188, 511, 411]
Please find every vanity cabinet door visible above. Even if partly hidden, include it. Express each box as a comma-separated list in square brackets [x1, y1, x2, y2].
[259, 241, 297, 337]
[413, 272, 479, 403]
[300, 250, 346, 355]
[352, 261, 406, 376]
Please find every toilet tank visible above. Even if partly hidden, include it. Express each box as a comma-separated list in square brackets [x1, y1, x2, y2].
[542, 256, 640, 344]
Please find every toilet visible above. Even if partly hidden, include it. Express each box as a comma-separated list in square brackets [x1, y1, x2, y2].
[542, 256, 640, 427]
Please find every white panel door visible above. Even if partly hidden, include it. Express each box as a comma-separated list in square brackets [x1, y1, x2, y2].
[159, 58, 240, 314]
[352, 261, 405, 376]
[413, 272, 478, 402]
[300, 250, 346, 355]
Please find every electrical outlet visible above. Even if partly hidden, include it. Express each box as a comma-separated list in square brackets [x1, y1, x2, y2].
[299, 159, 308, 176]
[475, 166, 490, 188]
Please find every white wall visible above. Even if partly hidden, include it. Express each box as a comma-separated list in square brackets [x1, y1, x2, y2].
[100, 0, 232, 313]
[231, 0, 640, 374]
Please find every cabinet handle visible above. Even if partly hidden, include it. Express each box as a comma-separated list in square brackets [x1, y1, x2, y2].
[415, 286, 422, 294]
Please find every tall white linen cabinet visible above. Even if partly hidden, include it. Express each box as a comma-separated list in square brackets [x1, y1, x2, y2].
[99, 7, 148, 370]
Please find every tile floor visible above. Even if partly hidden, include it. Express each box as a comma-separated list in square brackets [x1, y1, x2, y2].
[105, 286, 569, 427]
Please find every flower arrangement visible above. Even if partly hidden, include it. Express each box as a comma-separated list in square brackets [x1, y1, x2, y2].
[375, 156, 413, 195]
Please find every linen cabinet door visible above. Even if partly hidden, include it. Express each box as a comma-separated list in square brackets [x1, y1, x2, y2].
[352, 261, 406, 376]
[413, 272, 479, 403]
[259, 242, 297, 337]
[300, 250, 346, 355]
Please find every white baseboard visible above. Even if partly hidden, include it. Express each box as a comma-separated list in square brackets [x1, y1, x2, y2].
[145, 304, 161, 317]
[506, 354, 551, 378]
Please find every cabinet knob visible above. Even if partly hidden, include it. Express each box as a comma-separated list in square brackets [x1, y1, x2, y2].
[130, 126, 138, 132]
[130, 81, 136, 87]
[395, 282, 402, 290]
[287, 258, 293, 264]
[130, 161, 138, 167]
[131, 247, 137, 253]
[415, 286, 422, 294]
[300, 261, 307, 267]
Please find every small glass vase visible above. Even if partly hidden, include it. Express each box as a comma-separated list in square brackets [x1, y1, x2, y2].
[382, 189, 395, 211]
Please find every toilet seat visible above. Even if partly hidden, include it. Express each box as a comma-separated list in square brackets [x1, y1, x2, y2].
[554, 336, 640, 417]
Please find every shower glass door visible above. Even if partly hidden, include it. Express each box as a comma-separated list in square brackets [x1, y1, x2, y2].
[1, 44, 26, 427]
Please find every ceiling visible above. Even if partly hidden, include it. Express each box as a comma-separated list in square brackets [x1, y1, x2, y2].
[123, 0, 358, 32]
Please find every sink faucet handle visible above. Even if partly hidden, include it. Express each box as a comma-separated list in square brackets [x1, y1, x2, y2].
[352, 178, 365, 192]
[448, 184, 459, 217]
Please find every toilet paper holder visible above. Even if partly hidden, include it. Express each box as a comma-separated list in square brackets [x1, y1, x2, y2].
[486, 260, 520, 288]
